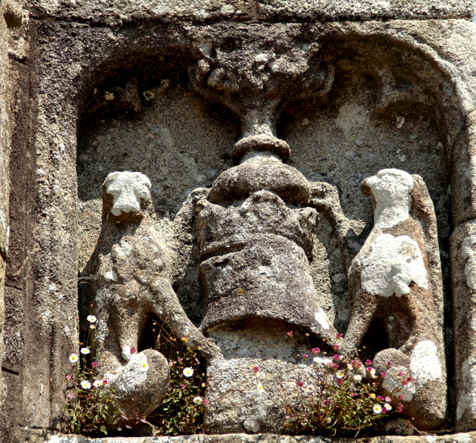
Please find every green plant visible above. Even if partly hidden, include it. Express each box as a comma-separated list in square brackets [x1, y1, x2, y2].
[63, 314, 122, 436]
[62, 313, 208, 437]
[146, 319, 208, 436]
[283, 332, 405, 437]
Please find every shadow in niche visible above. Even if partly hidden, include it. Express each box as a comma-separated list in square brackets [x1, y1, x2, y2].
[359, 317, 391, 363]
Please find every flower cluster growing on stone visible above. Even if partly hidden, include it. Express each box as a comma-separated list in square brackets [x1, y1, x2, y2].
[63, 312, 122, 436]
[144, 327, 209, 436]
[284, 331, 407, 436]
[64, 313, 211, 437]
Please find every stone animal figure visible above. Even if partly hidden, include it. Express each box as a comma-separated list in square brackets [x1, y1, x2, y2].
[344, 169, 446, 429]
[88, 171, 220, 418]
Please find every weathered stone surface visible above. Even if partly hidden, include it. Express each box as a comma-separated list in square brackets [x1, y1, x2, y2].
[29, 0, 476, 26]
[206, 155, 311, 206]
[43, 431, 476, 443]
[450, 220, 476, 431]
[205, 358, 324, 434]
[452, 111, 476, 226]
[88, 171, 219, 417]
[1, 1, 475, 439]
[343, 170, 446, 429]
[105, 349, 170, 419]
[0, 0, 9, 418]
[198, 187, 316, 257]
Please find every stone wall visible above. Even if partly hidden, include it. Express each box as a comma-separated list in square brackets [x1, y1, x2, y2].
[0, 1, 475, 442]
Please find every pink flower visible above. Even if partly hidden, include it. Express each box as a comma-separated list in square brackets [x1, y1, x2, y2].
[312, 347, 320, 355]
[380, 371, 387, 378]
[332, 363, 339, 370]
[377, 395, 385, 401]
[102, 379, 108, 385]
[397, 403, 404, 413]
[181, 383, 186, 389]
[66, 374, 72, 381]
[303, 354, 309, 359]
[287, 330, 294, 338]
[203, 398, 209, 407]
[252, 366, 259, 373]
[336, 332, 343, 339]
[333, 354, 341, 362]
[297, 380, 304, 388]
[352, 359, 361, 368]
[398, 371, 404, 376]
[130, 347, 136, 354]
[365, 359, 372, 366]
[67, 392, 74, 399]
[387, 361, 392, 368]
[385, 396, 392, 403]
[332, 344, 340, 352]
[91, 361, 98, 368]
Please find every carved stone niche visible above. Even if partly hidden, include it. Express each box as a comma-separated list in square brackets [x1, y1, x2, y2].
[2, 11, 476, 442]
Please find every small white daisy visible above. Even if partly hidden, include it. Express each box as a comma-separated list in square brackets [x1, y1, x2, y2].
[336, 370, 345, 380]
[80, 380, 92, 390]
[69, 353, 79, 364]
[183, 367, 194, 378]
[80, 347, 90, 355]
[373, 404, 382, 414]
[257, 383, 264, 392]
[193, 396, 203, 405]
[384, 403, 392, 412]
[86, 315, 97, 323]
[353, 374, 362, 383]
[93, 380, 103, 388]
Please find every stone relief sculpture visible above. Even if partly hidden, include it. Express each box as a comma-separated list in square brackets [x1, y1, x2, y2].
[2, 0, 475, 439]
[318, 168, 446, 429]
[194, 153, 341, 433]
[87, 171, 220, 419]
[78, 44, 449, 430]
[76, 37, 447, 435]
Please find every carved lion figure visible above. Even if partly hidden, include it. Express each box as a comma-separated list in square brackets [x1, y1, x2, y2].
[88, 171, 219, 418]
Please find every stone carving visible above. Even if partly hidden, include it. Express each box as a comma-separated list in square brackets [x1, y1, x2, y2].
[1, 0, 475, 439]
[88, 171, 219, 418]
[194, 146, 340, 432]
[188, 35, 334, 163]
[196, 154, 338, 343]
[335, 169, 445, 429]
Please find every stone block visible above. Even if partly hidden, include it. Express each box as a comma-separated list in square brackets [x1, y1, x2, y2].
[450, 220, 476, 431]
[204, 356, 325, 434]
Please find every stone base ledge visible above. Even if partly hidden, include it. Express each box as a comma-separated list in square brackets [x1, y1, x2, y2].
[42, 431, 476, 443]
